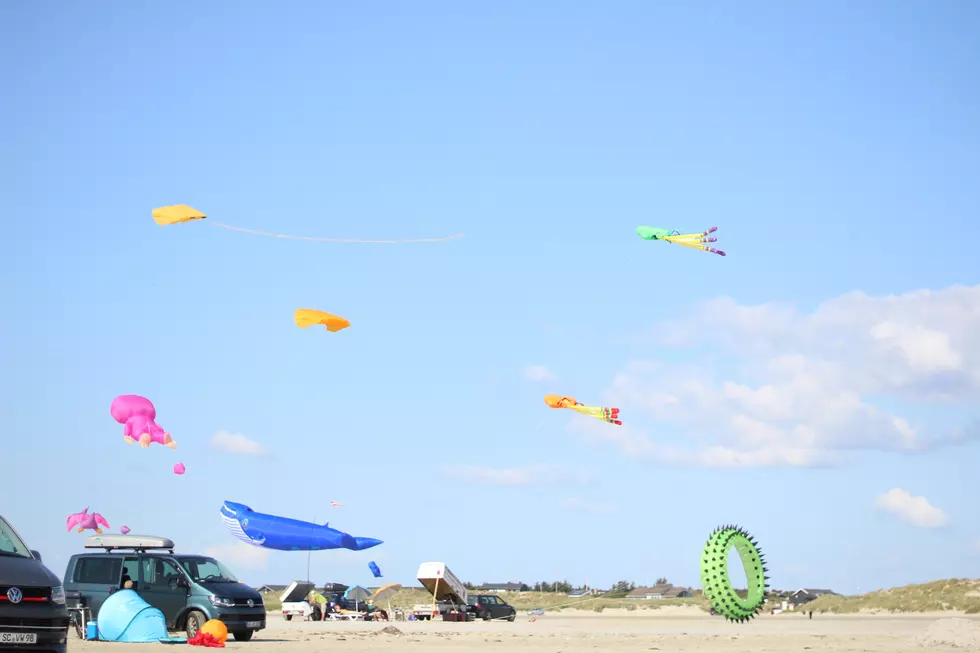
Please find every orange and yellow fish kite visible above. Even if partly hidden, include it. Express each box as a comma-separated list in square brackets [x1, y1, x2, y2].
[544, 394, 621, 425]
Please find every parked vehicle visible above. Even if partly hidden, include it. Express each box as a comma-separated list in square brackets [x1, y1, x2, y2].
[0, 514, 69, 652]
[413, 562, 472, 620]
[467, 594, 517, 621]
[410, 603, 442, 620]
[279, 582, 317, 621]
[63, 534, 266, 641]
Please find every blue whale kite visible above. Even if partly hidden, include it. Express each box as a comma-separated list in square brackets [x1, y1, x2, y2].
[220, 501, 383, 551]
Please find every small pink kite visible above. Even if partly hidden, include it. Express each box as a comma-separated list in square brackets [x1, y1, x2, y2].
[120, 526, 131, 534]
[66, 508, 109, 534]
[173, 462, 185, 475]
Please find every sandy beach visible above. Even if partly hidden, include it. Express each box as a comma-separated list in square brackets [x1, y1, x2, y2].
[67, 607, 980, 652]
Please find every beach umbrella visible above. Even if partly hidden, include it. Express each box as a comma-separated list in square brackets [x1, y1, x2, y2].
[344, 585, 370, 612]
[371, 583, 402, 615]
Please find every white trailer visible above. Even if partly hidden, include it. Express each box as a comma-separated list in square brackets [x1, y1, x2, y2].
[280, 581, 317, 621]
[413, 562, 471, 621]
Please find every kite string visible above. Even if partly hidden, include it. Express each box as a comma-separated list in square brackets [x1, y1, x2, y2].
[209, 221, 464, 243]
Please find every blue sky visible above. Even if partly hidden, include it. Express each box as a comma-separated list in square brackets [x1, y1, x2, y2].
[2, 0, 978, 595]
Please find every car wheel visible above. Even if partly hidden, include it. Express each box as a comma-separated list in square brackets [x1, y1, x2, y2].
[507, 613, 516, 622]
[233, 630, 254, 642]
[284, 614, 293, 621]
[481, 610, 492, 621]
[185, 610, 206, 639]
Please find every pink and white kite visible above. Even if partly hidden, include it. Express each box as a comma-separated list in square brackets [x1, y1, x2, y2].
[111, 394, 176, 449]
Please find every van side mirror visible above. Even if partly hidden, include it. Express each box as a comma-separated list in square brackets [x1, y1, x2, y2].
[169, 577, 188, 590]
[30, 550, 42, 562]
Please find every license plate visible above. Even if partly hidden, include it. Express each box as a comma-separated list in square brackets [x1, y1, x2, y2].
[0, 632, 38, 644]
[245, 621, 262, 629]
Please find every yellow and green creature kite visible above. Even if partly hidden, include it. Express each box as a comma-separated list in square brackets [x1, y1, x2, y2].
[636, 225, 725, 256]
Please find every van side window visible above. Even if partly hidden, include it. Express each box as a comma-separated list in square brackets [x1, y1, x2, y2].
[74, 557, 122, 584]
[120, 556, 139, 589]
[140, 557, 183, 588]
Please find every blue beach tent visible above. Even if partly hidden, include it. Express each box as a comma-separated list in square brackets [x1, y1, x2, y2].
[96, 589, 169, 642]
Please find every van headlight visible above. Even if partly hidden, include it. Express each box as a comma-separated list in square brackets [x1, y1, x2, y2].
[51, 586, 66, 605]
[209, 595, 235, 608]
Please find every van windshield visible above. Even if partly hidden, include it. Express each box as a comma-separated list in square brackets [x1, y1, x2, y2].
[0, 517, 31, 558]
[177, 556, 239, 583]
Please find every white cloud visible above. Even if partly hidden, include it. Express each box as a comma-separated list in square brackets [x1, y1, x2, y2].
[873, 488, 950, 528]
[206, 542, 269, 569]
[560, 497, 618, 514]
[523, 365, 556, 382]
[211, 430, 266, 456]
[575, 285, 980, 468]
[441, 463, 591, 486]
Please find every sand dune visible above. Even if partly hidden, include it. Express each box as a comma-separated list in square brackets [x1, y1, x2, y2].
[69, 608, 980, 652]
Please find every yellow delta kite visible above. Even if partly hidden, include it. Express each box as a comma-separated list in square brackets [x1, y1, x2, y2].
[152, 204, 207, 225]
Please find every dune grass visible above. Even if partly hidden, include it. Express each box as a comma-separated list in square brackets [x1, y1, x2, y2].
[800, 579, 980, 614]
[260, 589, 710, 613]
[261, 580, 980, 615]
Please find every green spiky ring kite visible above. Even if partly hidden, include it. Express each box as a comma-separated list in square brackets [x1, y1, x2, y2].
[700, 525, 769, 623]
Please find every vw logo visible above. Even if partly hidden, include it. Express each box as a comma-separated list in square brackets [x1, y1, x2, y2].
[6, 587, 22, 604]
[247, 599, 254, 608]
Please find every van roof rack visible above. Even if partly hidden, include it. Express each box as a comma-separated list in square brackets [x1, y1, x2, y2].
[84, 534, 175, 553]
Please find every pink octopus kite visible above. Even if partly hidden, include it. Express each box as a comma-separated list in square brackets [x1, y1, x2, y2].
[111, 394, 176, 449]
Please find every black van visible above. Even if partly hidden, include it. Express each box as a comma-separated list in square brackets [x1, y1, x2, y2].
[0, 514, 69, 652]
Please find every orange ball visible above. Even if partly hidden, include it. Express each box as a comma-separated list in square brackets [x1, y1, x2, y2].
[200, 619, 228, 643]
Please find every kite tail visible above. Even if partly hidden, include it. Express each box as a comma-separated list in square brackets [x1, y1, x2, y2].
[209, 222, 464, 243]
[664, 227, 725, 256]
[573, 405, 622, 425]
[601, 407, 622, 425]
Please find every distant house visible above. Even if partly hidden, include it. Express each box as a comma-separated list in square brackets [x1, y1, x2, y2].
[789, 588, 836, 606]
[256, 584, 287, 595]
[663, 586, 693, 598]
[476, 583, 523, 593]
[568, 588, 605, 597]
[627, 583, 674, 600]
